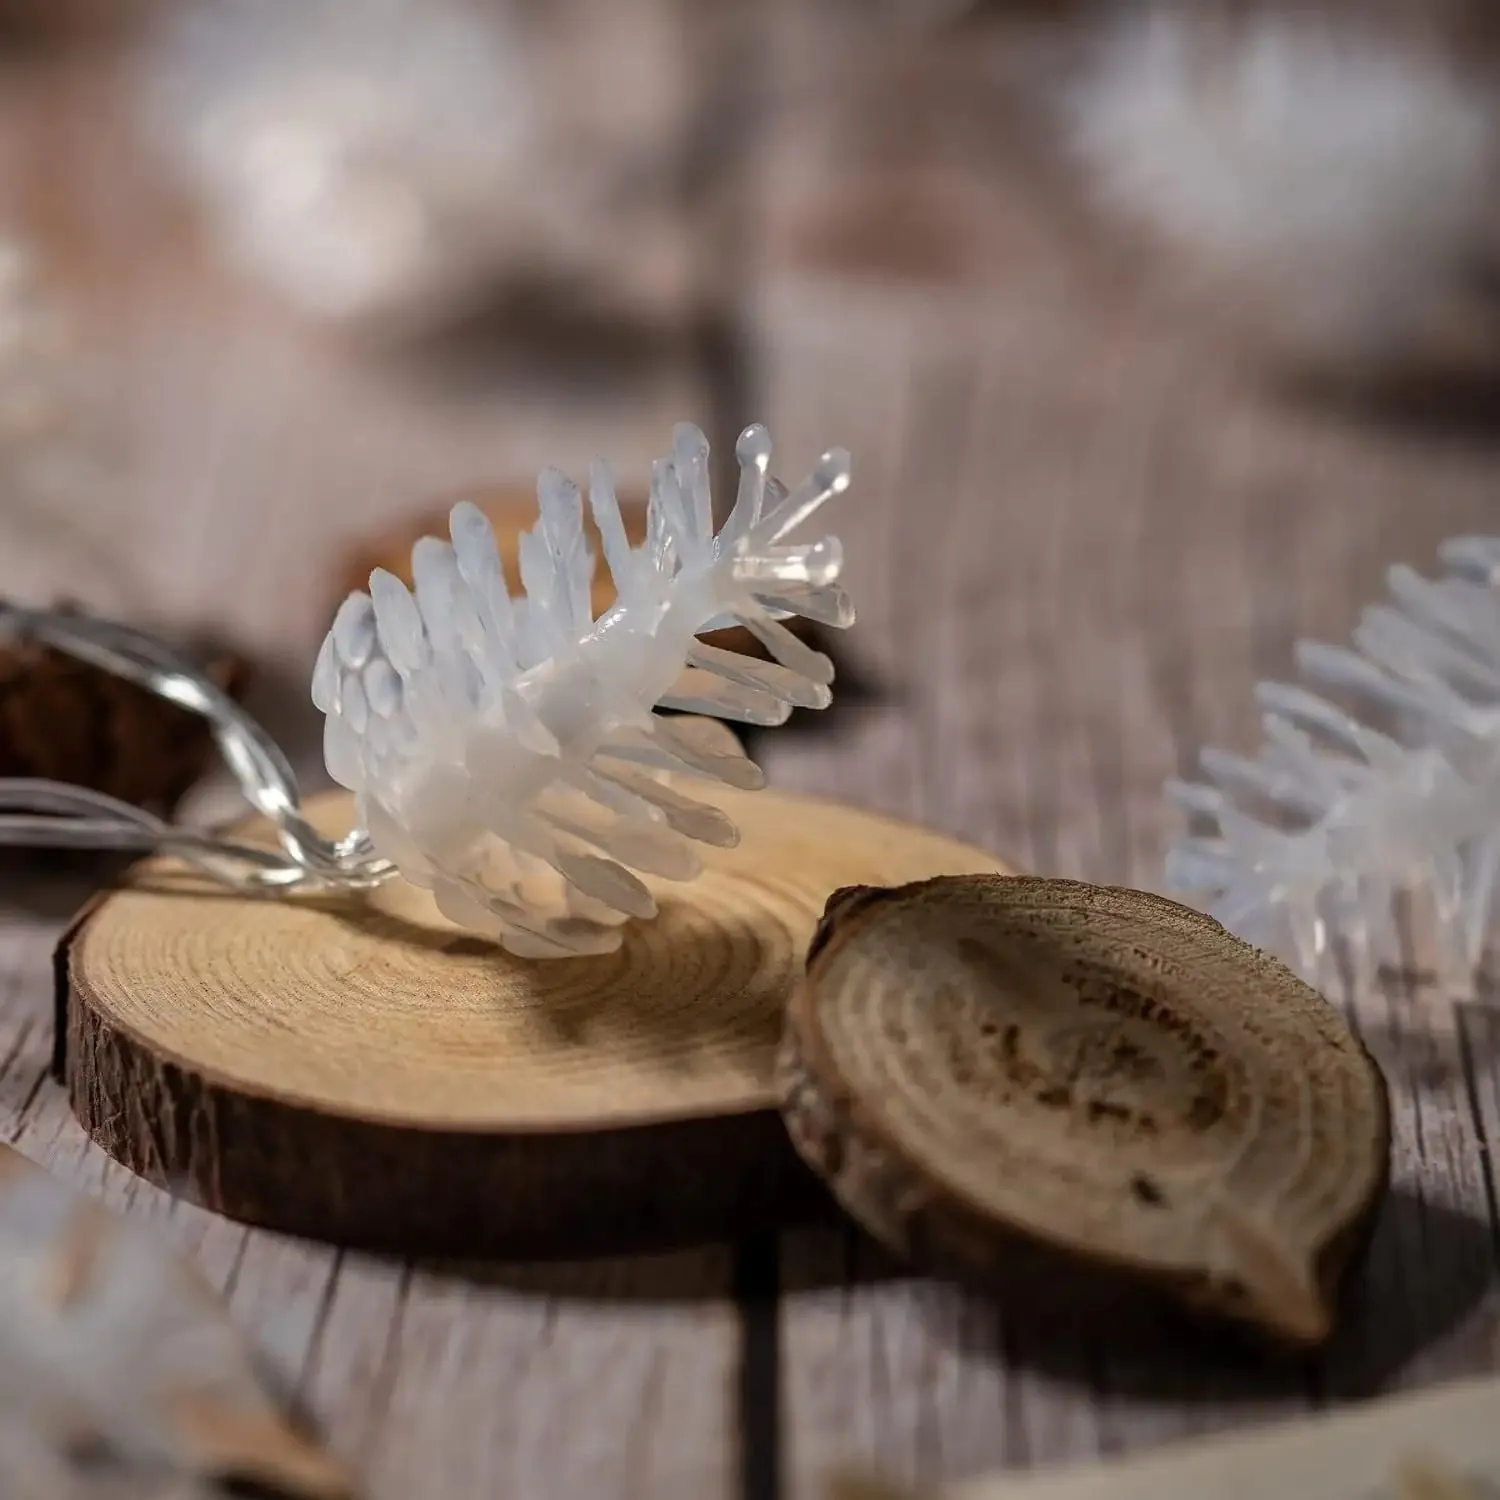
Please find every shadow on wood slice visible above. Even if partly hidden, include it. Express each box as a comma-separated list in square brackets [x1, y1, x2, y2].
[56, 787, 1010, 1261]
[777, 876, 1392, 1349]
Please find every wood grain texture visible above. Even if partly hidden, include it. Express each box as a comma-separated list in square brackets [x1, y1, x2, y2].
[757, 235, 1500, 1500]
[778, 876, 1390, 1349]
[3, 9, 1500, 1500]
[57, 786, 1007, 1259]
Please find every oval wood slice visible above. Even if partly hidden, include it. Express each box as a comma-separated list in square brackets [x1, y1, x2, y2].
[777, 875, 1392, 1348]
[58, 774, 1010, 1260]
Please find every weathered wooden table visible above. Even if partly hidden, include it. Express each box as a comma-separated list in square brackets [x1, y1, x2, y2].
[3, 19, 1500, 1500]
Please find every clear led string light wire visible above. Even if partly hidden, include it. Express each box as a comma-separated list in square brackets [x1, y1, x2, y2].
[0, 606, 393, 895]
[0, 421, 856, 958]
[1165, 535, 1500, 992]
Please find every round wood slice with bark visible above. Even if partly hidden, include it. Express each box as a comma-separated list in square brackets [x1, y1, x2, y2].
[56, 777, 1011, 1260]
[777, 874, 1392, 1349]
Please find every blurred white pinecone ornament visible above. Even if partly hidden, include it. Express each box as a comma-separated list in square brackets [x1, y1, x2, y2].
[1059, 5, 1500, 370]
[1166, 536, 1500, 991]
[142, 0, 699, 330]
[143, 0, 536, 326]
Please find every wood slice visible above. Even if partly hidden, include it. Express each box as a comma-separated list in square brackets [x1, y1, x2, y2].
[777, 876, 1392, 1348]
[56, 785, 1010, 1260]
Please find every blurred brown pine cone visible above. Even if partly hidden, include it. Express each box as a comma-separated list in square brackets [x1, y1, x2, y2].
[0, 610, 251, 817]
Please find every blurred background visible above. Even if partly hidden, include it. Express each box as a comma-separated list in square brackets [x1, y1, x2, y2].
[3, 0, 1500, 874]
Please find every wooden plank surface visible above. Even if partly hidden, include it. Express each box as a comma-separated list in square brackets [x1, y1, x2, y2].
[4, 12, 1500, 1500]
[757, 303, 1500, 1496]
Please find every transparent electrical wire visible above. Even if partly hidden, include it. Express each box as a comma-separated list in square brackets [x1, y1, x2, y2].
[0, 602, 393, 897]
